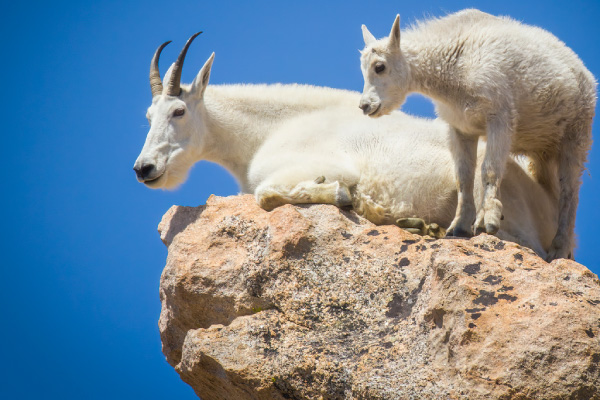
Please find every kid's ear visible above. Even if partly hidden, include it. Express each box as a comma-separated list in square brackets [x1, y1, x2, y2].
[362, 24, 376, 46]
[191, 52, 215, 99]
[388, 14, 401, 51]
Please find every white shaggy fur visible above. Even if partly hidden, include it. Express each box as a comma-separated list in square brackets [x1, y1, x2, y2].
[134, 53, 558, 258]
[359, 9, 596, 260]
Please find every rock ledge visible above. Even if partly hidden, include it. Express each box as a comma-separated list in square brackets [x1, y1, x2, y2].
[158, 195, 600, 400]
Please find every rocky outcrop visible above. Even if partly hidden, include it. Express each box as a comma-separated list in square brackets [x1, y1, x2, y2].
[158, 195, 600, 400]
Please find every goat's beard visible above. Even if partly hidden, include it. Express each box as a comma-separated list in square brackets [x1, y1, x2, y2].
[146, 153, 195, 190]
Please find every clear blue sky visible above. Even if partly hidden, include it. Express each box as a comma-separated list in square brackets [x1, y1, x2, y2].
[2, 1, 598, 398]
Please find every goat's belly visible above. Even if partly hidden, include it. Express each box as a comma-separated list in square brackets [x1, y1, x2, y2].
[434, 101, 486, 135]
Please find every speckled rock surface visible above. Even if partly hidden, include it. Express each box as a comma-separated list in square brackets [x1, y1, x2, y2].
[158, 195, 600, 400]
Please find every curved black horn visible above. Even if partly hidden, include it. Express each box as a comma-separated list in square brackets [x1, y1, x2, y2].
[166, 32, 203, 96]
[149, 41, 172, 97]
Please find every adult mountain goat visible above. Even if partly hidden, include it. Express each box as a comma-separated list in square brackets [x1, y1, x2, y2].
[359, 9, 596, 260]
[134, 33, 559, 258]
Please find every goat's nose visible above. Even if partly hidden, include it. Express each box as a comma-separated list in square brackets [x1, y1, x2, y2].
[359, 101, 371, 114]
[133, 163, 156, 181]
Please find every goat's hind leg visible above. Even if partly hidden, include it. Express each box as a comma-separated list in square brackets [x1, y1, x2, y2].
[256, 176, 353, 211]
[547, 123, 590, 261]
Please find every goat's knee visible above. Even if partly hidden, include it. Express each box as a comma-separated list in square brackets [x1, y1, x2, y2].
[293, 179, 352, 207]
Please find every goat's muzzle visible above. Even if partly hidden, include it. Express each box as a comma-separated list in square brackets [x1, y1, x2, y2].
[133, 163, 158, 183]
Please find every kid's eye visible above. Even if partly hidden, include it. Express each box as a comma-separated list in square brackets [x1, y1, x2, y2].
[173, 108, 185, 117]
[375, 63, 385, 74]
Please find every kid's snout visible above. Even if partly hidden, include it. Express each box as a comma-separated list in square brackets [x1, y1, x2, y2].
[358, 98, 382, 117]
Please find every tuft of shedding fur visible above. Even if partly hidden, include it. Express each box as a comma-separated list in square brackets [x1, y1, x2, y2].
[359, 9, 596, 260]
[135, 52, 559, 258]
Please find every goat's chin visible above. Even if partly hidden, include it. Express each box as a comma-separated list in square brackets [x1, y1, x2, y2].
[143, 173, 168, 189]
[141, 171, 179, 190]
[372, 104, 393, 118]
[379, 94, 407, 116]
[158, 166, 192, 190]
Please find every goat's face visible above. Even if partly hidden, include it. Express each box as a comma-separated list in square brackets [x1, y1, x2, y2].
[135, 94, 199, 189]
[134, 33, 214, 189]
[359, 15, 409, 117]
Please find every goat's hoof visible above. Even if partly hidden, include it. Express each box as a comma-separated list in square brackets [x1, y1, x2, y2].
[335, 182, 353, 207]
[485, 223, 499, 235]
[397, 218, 426, 235]
[546, 243, 572, 261]
[474, 225, 486, 235]
[314, 176, 326, 184]
[546, 234, 573, 261]
[397, 218, 446, 238]
[257, 189, 286, 211]
[259, 198, 284, 211]
[446, 227, 472, 238]
[397, 218, 425, 229]
[427, 223, 446, 239]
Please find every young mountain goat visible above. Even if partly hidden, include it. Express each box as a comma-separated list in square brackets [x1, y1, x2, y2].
[359, 9, 596, 261]
[134, 33, 559, 258]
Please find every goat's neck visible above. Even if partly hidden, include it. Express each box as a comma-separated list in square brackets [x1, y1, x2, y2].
[402, 35, 468, 104]
[197, 85, 327, 191]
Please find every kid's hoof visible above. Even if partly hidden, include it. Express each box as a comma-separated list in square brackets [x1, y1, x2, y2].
[485, 223, 499, 235]
[446, 227, 473, 238]
[314, 176, 326, 184]
[546, 246, 572, 261]
[546, 234, 572, 261]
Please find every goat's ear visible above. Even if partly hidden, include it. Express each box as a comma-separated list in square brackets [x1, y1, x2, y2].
[191, 52, 215, 99]
[388, 14, 401, 51]
[162, 63, 176, 95]
[362, 25, 376, 46]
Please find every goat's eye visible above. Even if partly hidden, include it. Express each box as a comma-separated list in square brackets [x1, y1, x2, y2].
[173, 108, 185, 117]
[375, 63, 386, 74]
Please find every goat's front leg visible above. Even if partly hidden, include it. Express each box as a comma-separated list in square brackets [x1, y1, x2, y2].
[255, 176, 353, 211]
[446, 128, 478, 237]
[473, 114, 513, 235]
